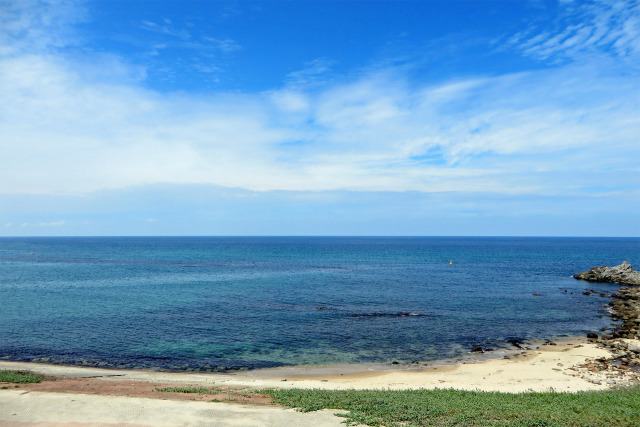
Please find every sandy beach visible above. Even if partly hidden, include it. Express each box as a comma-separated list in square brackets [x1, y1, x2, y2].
[2, 338, 639, 425]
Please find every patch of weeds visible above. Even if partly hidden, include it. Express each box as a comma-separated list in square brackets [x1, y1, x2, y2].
[0, 370, 48, 384]
[260, 386, 640, 427]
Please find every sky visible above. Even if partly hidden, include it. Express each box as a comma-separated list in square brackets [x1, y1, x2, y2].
[0, 0, 639, 237]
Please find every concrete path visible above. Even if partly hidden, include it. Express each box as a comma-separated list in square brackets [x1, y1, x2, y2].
[0, 389, 346, 426]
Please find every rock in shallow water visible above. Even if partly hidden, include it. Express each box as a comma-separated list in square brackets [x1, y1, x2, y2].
[574, 261, 640, 285]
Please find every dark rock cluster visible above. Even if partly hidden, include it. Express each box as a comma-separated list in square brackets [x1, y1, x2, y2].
[606, 285, 640, 340]
[568, 263, 640, 386]
[568, 332, 640, 387]
[573, 261, 640, 285]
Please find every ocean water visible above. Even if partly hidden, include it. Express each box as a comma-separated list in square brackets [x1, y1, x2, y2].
[0, 237, 638, 371]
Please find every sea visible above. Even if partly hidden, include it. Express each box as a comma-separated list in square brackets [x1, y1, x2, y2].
[0, 237, 638, 372]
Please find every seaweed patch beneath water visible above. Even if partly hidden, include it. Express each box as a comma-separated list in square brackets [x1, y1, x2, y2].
[349, 312, 433, 319]
[0, 352, 287, 373]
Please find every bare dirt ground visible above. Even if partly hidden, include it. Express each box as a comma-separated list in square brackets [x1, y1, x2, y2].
[2, 377, 273, 405]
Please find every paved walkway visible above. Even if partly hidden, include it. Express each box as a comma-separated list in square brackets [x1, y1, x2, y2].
[0, 389, 346, 426]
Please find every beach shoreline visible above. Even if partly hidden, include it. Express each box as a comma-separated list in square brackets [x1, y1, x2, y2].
[245, 336, 587, 377]
[0, 335, 600, 376]
[3, 337, 638, 393]
[4, 337, 639, 425]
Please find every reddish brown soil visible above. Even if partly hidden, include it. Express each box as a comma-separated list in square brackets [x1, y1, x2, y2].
[1, 378, 274, 405]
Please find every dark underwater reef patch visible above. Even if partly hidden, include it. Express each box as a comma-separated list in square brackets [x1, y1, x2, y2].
[348, 312, 433, 318]
[0, 352, 286, 373]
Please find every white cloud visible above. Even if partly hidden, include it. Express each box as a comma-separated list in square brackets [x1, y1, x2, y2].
[0, 0, 86, 55]
[0, 0, 638, 201]
[268, 90, 310, 113]
[1, 50, 638, 196]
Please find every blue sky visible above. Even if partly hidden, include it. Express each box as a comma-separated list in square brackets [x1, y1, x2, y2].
[1, 0, 638, 236]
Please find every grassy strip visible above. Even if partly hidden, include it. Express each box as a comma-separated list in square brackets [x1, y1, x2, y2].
[0, 370, 48, 384]
[155, 386, 220, 394]
[260, 386, 640, 426]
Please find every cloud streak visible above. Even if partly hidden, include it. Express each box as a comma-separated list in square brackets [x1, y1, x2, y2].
[139, 19, 242, 53]
[510, 0, 640, 63]
[1, 50, 636, 197]
[0, 0, 638, 209]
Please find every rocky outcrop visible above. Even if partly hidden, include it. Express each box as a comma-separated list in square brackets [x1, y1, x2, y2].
[573, 261, 640, 285]
[606, 285, 640, 340]
[567, 283, 640, 387]
[563, 263, 640, 387]
[568, 340, 640, 386]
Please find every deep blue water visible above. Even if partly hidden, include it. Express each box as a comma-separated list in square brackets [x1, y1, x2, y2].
[0, 237, 638, 371]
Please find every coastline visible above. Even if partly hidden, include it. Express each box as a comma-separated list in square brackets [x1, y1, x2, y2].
[1, 237, 628, 376]
[4, 258, 640, 424]
[4, 336, 639, 425]
[2, 337, 637, 393]
[4, 263, 640, 395]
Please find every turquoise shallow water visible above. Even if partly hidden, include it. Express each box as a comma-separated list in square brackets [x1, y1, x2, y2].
[0, 237, 638, 371]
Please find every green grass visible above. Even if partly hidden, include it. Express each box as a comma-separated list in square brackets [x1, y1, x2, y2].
[0, 370, 48, 384]
[155, 386, 220, 394]
[260, 386, 640, 426]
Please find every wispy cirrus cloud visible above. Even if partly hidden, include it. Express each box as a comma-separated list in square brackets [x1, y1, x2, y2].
[509, 0, 640, 62]
[0, 0, 87, 55]
[201, 36, 242, 53]
[134, 17, 240, 83]
[284, 58, 335, 88]
[140, 19, 191, 40]
[139, 19, 241, 53]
